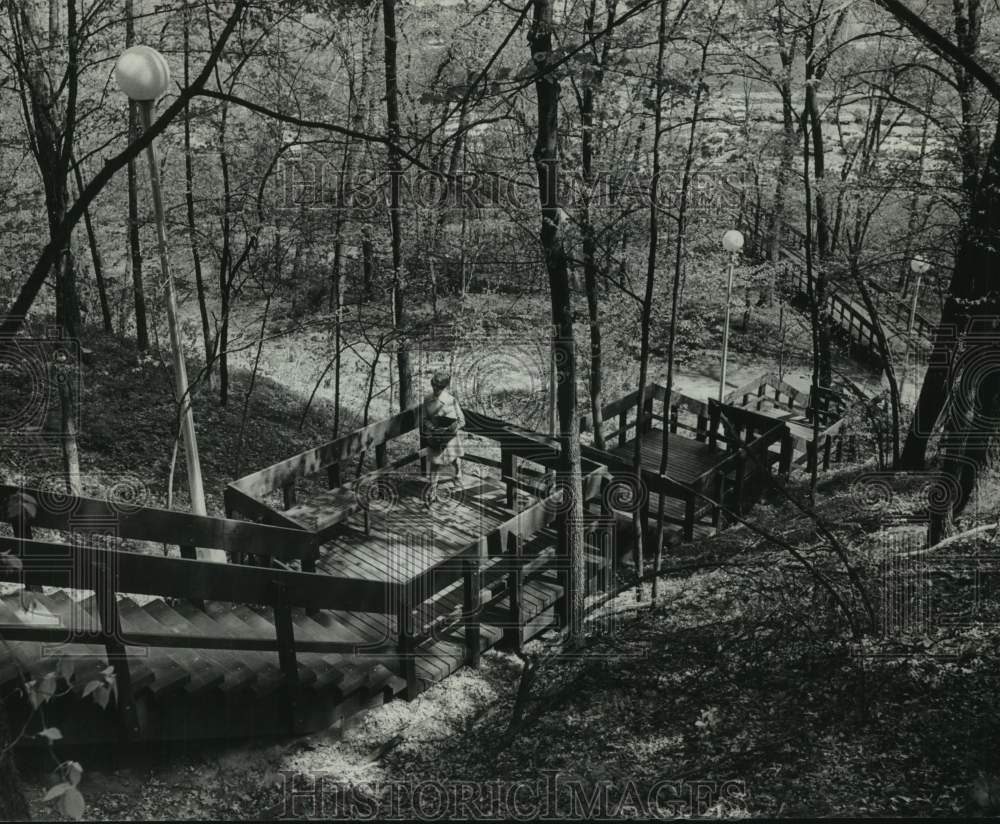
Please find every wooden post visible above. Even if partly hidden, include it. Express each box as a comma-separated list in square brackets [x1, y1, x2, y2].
[669, 405, 679, 434]
[282, 481, 296, 511]
[507, 532, 523, 652]
[501, 448, 515, 509]
[463, 557, 480, 668]
[823, 435, 832, 470]
[396, 584, 418, 700]
[92, 560, 140, 740]
[696, 413, 708, 443]
[375, 443, 387, 470]
[272, 588, 301, 734]
[779, 435, 793, 478]
[327, 463, 341, 489]
[618, 409, 628, 447]
[642, 392, 654, 433]
[712, 474, 724, 528]
[734, 456, 746, 517]
[6, 493, 39, 593]
[683, 495, 695, 541]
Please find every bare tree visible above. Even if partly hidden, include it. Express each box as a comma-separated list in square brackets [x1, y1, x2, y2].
[530, 0, 586, 648]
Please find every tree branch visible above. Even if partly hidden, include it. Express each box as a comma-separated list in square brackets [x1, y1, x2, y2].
[0, 0, 248, 343]
[873, 0, 1000, 101]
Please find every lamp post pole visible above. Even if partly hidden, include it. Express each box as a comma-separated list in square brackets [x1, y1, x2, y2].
[900, 257, 930, 403]
[719, 230, 745, 402]
[117, 46, 223, 562]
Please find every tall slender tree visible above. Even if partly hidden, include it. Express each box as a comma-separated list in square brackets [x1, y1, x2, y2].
[383, 0, 413, 412]
[530, 0, 586, 648]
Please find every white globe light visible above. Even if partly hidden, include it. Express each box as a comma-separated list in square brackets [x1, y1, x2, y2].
[910, 257, 931, 275]
[722, 229, 745, 254]
[115, 45, 171, 101]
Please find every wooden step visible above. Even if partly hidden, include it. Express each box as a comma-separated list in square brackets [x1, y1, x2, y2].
[39, 590, 157, 692]
[70, 596, 190, 699]
[303, 611, 381, 695]
[25, 591, 130, 699]
[365, 663, 404, 699]
[192, 602, 285, 697]
[143, 600, 257, 694]
[0, 594, 57, 687]
[300, 610, 406, 697]
[118, 599, 226, 696]
[248, 605, 375, 695]
[411, 622, 504, 687]
[280, 608, 401, 700]
[228, 605, 319, 690]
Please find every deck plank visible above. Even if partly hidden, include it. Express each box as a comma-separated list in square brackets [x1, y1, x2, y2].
[610, 430, 722, 482]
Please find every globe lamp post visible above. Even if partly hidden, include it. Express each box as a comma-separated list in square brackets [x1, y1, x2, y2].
[719, 230, 745, 402]
[115, 47, 222, 561]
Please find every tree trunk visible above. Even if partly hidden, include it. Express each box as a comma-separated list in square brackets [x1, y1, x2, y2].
[57, 361, 81, 495]
[767, 56, 796, 269]
[530, 0, 586, 649]
[362, 228, 374, 297]
[217, 102, 233, 407]
[580, 1, 609, 451]
[184, 6, 214, 385]
[803, 106, 821, 498]
[125, 0, 149, 350]
[901, 118, 1000, 470]
[72, 158, 111, 332]
[655, 0, 712, 600]
[383, 0, 413, 412]
[806, 81, 830, 259]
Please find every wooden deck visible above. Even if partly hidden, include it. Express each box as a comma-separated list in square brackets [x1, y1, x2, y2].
[315, 475, 514, 582]
[610, 429, 720, 482]
[607, 431, 725, 540]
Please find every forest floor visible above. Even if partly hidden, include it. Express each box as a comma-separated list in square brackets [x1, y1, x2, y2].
[4, 293, 973, 820]
[16, 464, 1000, 820]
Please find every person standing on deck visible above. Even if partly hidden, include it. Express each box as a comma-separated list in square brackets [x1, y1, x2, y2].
[421, 370, 466, 505]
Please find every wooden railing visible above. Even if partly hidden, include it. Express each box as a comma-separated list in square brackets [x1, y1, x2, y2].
[0, 520, 391, 738]
[781, 260, 885, 355]
[2, 484, 318, 566]
[705, 415, 787, 528]
[226, 405, 426, 543]
[0, 463, 611, 730]
[580, 384, 712, 449]
[583, 412, 787, 540]
[225, 405, 616, 702]
[394, 463, 609, 694]
[723, 372, 848, 431]
[781, 226, 934, 350]
[868, 279, 935, 343]
[720, 374, 851, 472]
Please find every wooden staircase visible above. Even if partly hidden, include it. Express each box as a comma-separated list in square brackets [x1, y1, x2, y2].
[778, 226, 935, 361]
[0, 473, 595, 744]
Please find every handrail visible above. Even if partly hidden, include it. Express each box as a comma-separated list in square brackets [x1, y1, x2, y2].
[0, 484, 318, 563]
[229, 405, 422, 500]
[780, 225, 933, 344]
[0, 535, 390, 614]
